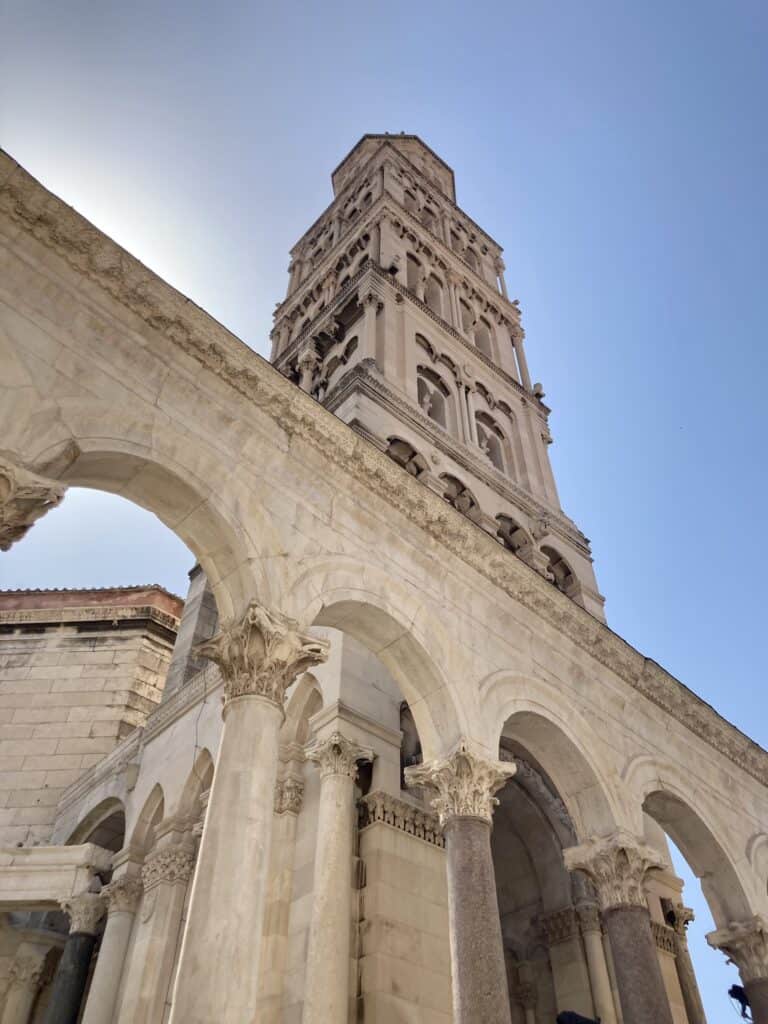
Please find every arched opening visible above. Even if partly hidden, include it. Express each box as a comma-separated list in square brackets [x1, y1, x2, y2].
[496, 515, 530, 555]
[385, 437, 427, 478]
[424, 274, 444, 317]
[406, 253, 422, 293]
[474, 318, 494, 358]
[465, 247, 479, 273]
[440, 473, 481, 521]
[417, 366, 453, 431]
[476, 411, 507, 472]
[459, 299, 474, 334]
[541, 545, 577, 597]
[67, 797, 126, 853]
[404, 190, 419, 215]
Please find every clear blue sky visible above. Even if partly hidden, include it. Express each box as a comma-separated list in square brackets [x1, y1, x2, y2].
[2, 1, 766, 1017]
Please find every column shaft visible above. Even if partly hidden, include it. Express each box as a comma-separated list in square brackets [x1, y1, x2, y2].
[444, 817, 512, 1024]
[746, 978, 768, 1024]
[603, 906, 674, 1024]
[43, 934, 97, 1024]
[581, 925, 618, 1024]
[169, 696, 282, 1022]
[81, 910, 134, 1024]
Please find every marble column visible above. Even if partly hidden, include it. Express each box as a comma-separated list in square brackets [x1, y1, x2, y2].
[707, 916, 768, 1024]
[168, 601, 328, 1024]
[407, 741, 516, 1024]
[511, 327, 532, 392]
[495, 257, 509, 300]
[666, 904, 707, 1024]
[564, 832, 673, 1024]
[465, 385, 480, 445]
[81, 875, 142, 1024]
[44, 893, 105, 1024]
[302, 731, 373, 1024]
[358, 290, 381, 362]
[1, 945, 48, 1024]
[577, 901, 618, 1024]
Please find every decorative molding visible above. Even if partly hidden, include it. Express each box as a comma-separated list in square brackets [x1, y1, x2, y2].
[563, 831, 663, 911]
[195, 601, 328, 708]
[0, 459, 65, 552]
[102, 874, 143, 914]
[0, 603, 180, 639]
[305, 731, 373, 779]
[576, 902, 602, 934]
[405, 740, 516, 825]
[541, 907, 579, 945]
[651, 920, 677, 955]
[274, 776, 304, 815]
[2, 157, 767, 787]
[141, 846, 196, 891]
[707, 916, 768, 982]
[60, 892, 106, 935]
[144, 662, 222, 741]
[359, 791, 444, 847]
[7, 953, 46, 991]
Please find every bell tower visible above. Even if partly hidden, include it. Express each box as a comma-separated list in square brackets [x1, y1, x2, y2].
[271, 133, 605, 619]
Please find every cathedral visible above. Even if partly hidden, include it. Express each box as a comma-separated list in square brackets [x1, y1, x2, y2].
[0, 134, 766, 1024]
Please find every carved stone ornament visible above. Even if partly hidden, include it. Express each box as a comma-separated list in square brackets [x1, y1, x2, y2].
[7, 953, 45, 990]
[359, 790, 444, 847]
[141, 846, 196, 891]
[0, 460, 65, 552]
[542, 907, 579, 946]
[102, 874, 143, 914]
[563, 831, 663, 911]
[671, 903, 695, 937]
[274, 776, 304, 815]
[61, 892, 106, 935]
[305, 731, 373, 780]
[651, 920, 677, 955]
[194, 601, 329, 708]
[576, 901, 602, 934]
[404, 741, 516, 826]
[707, 916, 768, 982]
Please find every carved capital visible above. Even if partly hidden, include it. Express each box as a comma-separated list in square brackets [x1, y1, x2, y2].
[141, 846, 196, 891]
[306, 731, 373, 779]
[542, 907, 579, 945]
[195, 601, 328, 708]
[563, 831, 663, 910]
[707, 916, 768, 983]
[274, 776, 304, 815]
[102, 874, 143, 914]
[576, 901, 602, 933]
[0, 460, 65, 551]
[7, 953, 46, 991]
[61, 892, 106, 935]
[404, 741, 516, 826]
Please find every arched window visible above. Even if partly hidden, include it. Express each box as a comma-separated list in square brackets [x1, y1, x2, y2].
[476, 412, 506, 472]
[417, 366, 452, 430]
[496, 515, 529, 554]
[440, 474, 479, 519]
[450, 230, 461, 252]
[386, 438, 426, 478]
[404, 190, 419, 214]
[541, 545, 576, 595]
[424, 275, 443, 317]
[406, 254, 421, 293]
[465, 247, 479, 273]
[474, 318, 493, 358]
[459, 300, 474, 334]
[422, 206, 436, 232]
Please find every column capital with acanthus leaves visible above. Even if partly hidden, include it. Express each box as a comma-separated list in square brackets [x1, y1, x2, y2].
[405, 740, 516, 826]
[707, 916, 768, 983]
[563, 830, 664, 911]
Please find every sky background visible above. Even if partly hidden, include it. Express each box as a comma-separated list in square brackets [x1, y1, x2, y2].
[2, 1, 767, 1016]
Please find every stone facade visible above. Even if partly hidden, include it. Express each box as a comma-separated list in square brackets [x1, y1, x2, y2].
[0, 134, 766, 1023]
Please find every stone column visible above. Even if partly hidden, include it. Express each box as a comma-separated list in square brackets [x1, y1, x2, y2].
[465, 384, 480, 445]
[666, 905, 707, 1024]
[81, 875, 142, 1024]
[407, 742, 516, 1024]
[168, 602, 328, 1024]
[577, 901, 619, 1024]
[1, 945, 48, 1024]
[44, 893, 105, 1024]
[358, 290, 381, 362]
[302, 732, 373, 1024]
[510, 326, 532, 392]
[515, 981, 537, 1024]
[564, 832, 673, 1024]
[707, 916, 768, 1024]
[495, 257, 509, 300]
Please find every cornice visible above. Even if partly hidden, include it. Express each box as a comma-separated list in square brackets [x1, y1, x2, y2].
[2, 153, 767, 789]
[0, 603, 180, 637]
[324, 360, 591, 555]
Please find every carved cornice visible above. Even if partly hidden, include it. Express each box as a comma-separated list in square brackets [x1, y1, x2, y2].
[651, 920, 677, 955]
[141, 846, 196, 890]
[274, 776, 304, 815]
[60, 892, 106, 935]
[102, 874, 143, 914]
[707, 916, 768, 983]
[305, 731, 373, 779]
[2, 157, 767, 788]
[563, 831, 663, 911]
[0, 459, 64, 552]
[405, 740, 516, 825]
[0, 603, 180, 639]
[359, 790, 444, 847]
[541, 907, 579, 945]
[195, 601, 328, 709]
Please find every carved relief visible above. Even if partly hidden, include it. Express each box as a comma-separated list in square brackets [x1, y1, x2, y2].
[542, 907, 579, 946]
[274, 776, 304, 815]
[306, 731, 373, 779]
[405, 741, 516, 826]
[359, 790, 444, 847]
[195, 601, 328, 708]
[563, 831, 663, 911]
[0, 460, 65, 552]
[141, 846, 196, 891]
[102, 874, 143, 914]
[60, 892, 106, 935]
[7, 953, 46, 991]
[707, 916, 768, 982]
[576, 902, 602, 934]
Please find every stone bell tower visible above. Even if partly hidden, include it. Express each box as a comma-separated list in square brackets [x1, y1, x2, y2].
[271, 133, 605, 619]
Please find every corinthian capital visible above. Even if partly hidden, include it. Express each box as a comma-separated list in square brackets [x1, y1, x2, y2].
[61, 892, 106, 935]
[306, 732, 373, 779]
[102, 874, 143, 914]
[7, 952, 46, 991]
[563, 831, 663, 911]
[707, 916, 768, 982]
[195, 601, 329, 707]
[141, 846, 196, 891]
[404, 741, 516, 826]
[0, 460, 65, 552]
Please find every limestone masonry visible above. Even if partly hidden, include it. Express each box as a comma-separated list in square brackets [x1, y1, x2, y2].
[0, 133, 766, 1024]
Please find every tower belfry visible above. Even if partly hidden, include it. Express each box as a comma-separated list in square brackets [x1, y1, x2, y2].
[272, 133, 605, 619]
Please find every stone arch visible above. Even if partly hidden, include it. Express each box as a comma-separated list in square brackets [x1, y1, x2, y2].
[622, 755, 755, 926]
[281, 673, 324, 746]
[128, 783, 165, 856]
[177, 749, 215, 821]
[481, 672, 624, 840]
[66, 796, 126, 851]
[747, 833, 768, 894]
[285, 558, 466, 758]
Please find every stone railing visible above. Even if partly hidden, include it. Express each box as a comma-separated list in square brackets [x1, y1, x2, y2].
[359, 791, 444, 848]
[651, 920, 677, 955]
